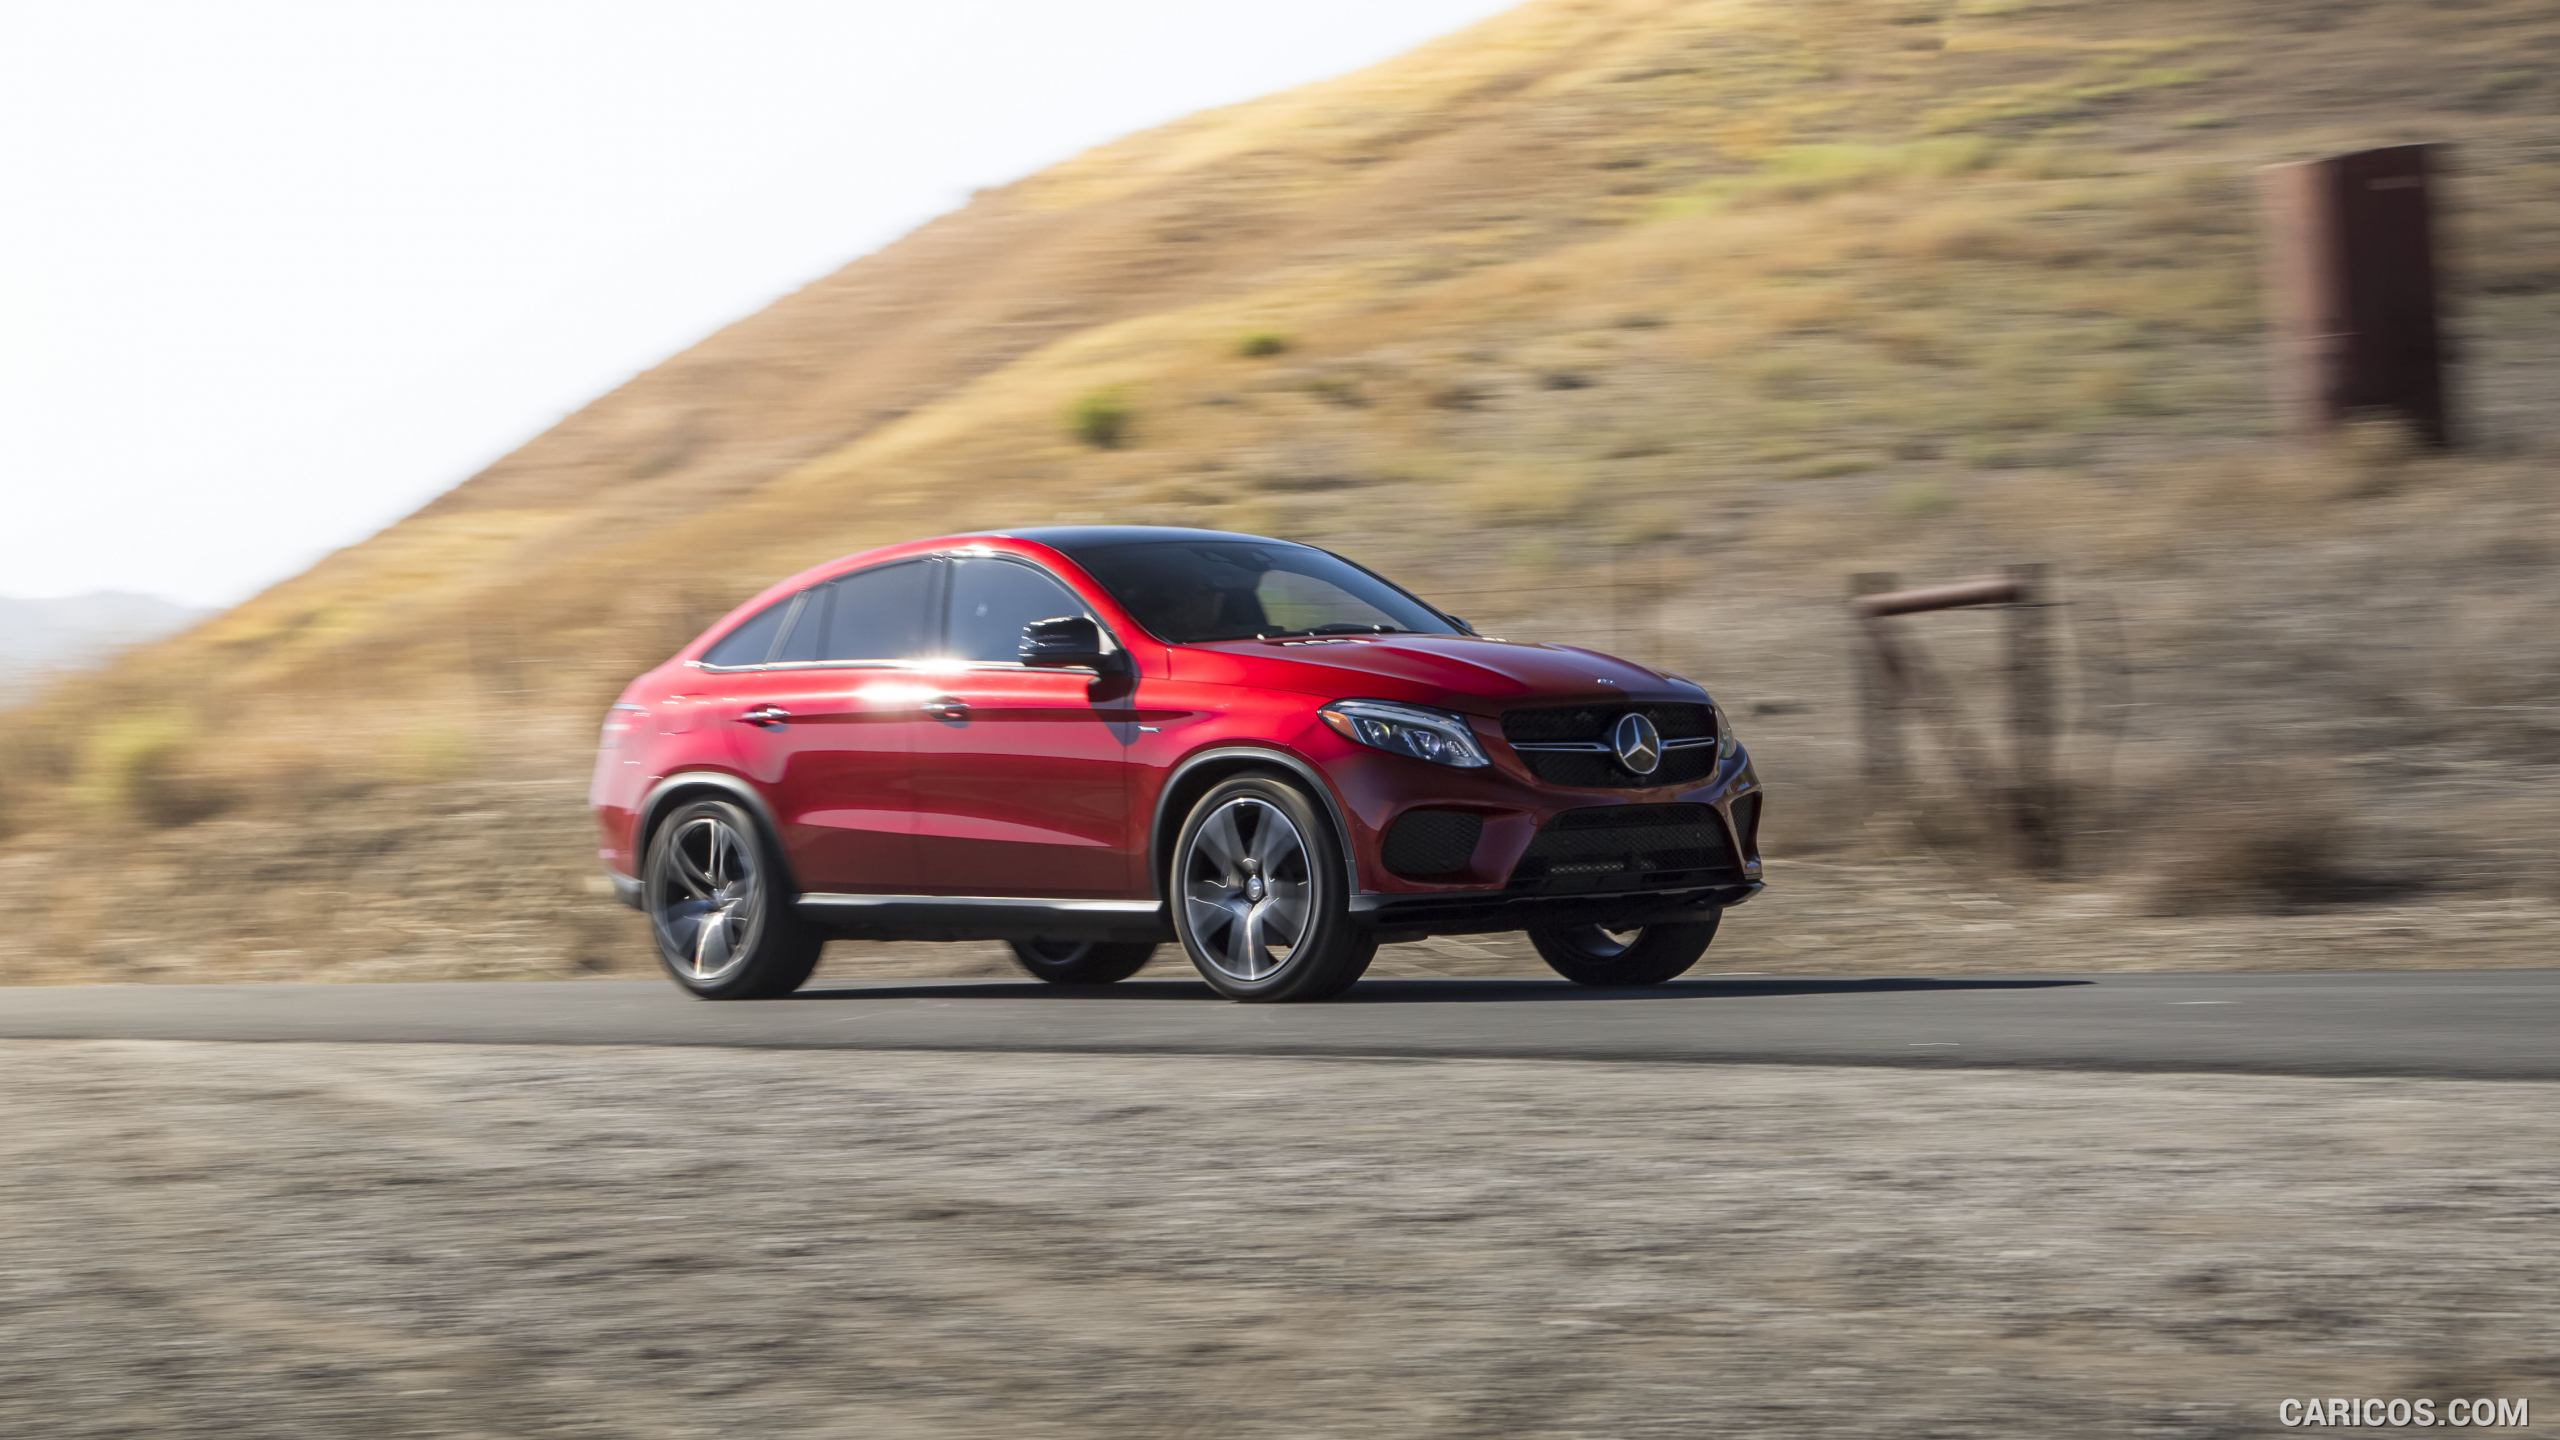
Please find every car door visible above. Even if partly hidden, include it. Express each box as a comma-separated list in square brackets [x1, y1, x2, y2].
[905, 554, 1137, 898]
[705, 562, 939, 894]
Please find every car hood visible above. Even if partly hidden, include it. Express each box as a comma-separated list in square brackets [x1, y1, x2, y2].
[1182, 633, 1687, 711]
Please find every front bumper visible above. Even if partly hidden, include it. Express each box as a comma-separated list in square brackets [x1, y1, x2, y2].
[1324, 733, 1764, 887]
[1310, 736, 1765, 940]
[1354, 878, 1760, 941]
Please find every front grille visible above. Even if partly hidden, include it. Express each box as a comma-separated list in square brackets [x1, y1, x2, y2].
[1512, 747, 1718, 789]
[1502, 702, 1715, 744]
[1382, 808, 1484, 878]
[1509, 804, 1742, 894]
[1502, 702, 1719, 789]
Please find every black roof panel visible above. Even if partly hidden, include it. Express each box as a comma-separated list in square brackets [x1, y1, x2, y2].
[993, 525, 1299, 553]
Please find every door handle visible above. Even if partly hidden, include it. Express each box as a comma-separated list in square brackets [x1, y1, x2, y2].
[737, 705, 790, 728]
[921, 695, 969, 721]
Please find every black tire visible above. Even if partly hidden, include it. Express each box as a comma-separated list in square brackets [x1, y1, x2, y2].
[1006, 938, 1158, 985]
[1527, 912, 1720, 987]
[1170, 775, 1375, 1002]
[642, 798, 823, 999]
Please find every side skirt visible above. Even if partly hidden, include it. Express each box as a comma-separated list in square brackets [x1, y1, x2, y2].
[795, 894, 1172, 943]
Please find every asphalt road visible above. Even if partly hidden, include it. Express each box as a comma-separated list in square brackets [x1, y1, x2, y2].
[5, 969, 2557, 1079]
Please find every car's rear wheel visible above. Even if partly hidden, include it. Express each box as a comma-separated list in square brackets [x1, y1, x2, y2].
[1528, 913, 1719, 987]
[1006, 938, 1157, 985]
[643, 798, 822, 999]
[1171, 776, 1373, 1002]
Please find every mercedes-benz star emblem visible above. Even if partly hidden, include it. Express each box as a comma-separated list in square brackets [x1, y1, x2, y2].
[1611, 712, 1663, 777]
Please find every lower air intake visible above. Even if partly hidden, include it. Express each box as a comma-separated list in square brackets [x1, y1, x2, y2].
[1382, 809, 1485, 879]
[1509, 804, 1740, 894]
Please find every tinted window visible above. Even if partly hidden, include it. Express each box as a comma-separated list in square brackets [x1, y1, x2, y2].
[700, 597, 792, 667]
[1068, 540, 1458, 644]
[946, 558, 1091, 663]
[821, 561, 935, 661]
[770, 586, 828, 664]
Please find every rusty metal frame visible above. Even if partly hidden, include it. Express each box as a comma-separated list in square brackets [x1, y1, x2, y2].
[1850, 565, 2060, 872]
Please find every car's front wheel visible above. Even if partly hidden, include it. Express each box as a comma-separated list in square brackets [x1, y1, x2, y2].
[1006, 938, 1157, 985]
[1171, 776, 1373, 1002]
[643, 798, 823, 999]
[1527, 913, 1719, 987]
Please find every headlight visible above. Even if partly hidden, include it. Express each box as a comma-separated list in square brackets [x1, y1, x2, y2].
[1317, 699, 1489, 769]
[1668, 674, 1740, 761]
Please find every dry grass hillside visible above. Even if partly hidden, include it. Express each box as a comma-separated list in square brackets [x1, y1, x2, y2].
[9, 0, 2560, 982]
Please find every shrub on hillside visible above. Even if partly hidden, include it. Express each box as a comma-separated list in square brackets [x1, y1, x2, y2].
[1236, 331, 1290, 358]
[391, 720, 481, 785]
[1068, 387, 1133, 449]
[2136, 764, 2387, 913]
[75, 712, 230, 828]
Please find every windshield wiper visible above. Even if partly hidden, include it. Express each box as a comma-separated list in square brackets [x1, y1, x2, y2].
[1257, 622, 1408, 639]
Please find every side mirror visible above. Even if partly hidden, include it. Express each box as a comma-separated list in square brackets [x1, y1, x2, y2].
[1019, 614, 1115, 670]
[1444, 613, 1477, 636]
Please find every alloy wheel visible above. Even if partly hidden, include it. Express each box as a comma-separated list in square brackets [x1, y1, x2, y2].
[651, 814, 762, 983]
[1559, 925, 1645, 960]
[1182, 796, 1314, 982]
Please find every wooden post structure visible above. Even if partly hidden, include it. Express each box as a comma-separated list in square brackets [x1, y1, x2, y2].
[1849, 573, 1904, 798]
[1850, 568, 2064, 874]
[2003, 563, 2057, 873]
[2259, 143, 2453, 447]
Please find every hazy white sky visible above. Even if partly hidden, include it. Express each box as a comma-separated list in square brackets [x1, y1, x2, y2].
[2, 0, 1515, 608]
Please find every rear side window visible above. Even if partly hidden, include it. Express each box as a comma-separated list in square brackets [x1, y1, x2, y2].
[946, 557, 1091, 663]
[770, 585, 828, 664]
[700, 598, 792, 667]
[822, 561, 936, 661]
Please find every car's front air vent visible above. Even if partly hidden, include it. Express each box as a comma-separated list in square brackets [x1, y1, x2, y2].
[1382, 808, 1484, 878]
[1509, 804, 1740, 894]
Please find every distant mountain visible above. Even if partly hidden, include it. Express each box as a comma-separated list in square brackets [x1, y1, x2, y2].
[0, 592, 205, 702]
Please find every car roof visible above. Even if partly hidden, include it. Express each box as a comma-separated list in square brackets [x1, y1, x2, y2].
[677, 526, 1340, 664]
[986, 525, 1302, 553]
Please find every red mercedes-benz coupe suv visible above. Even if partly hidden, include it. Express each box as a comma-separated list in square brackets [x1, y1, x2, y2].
[591, 527, 1763, 1001]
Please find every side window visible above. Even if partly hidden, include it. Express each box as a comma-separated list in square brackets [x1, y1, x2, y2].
[700, 597, 792, 667]
[770, 585, 828, 664]
[947, 557, 1092, 663]
[822, 561, 936, 661]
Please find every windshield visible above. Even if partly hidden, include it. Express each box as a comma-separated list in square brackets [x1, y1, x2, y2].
[1065, 540, 1460, 645]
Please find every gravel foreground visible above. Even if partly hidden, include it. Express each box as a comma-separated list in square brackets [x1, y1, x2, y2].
[2, 1044, 2554, 1439]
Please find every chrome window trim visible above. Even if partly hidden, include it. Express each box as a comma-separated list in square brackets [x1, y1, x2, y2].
[684, 657, 1107, 676]
[687, 656, 912, 675]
